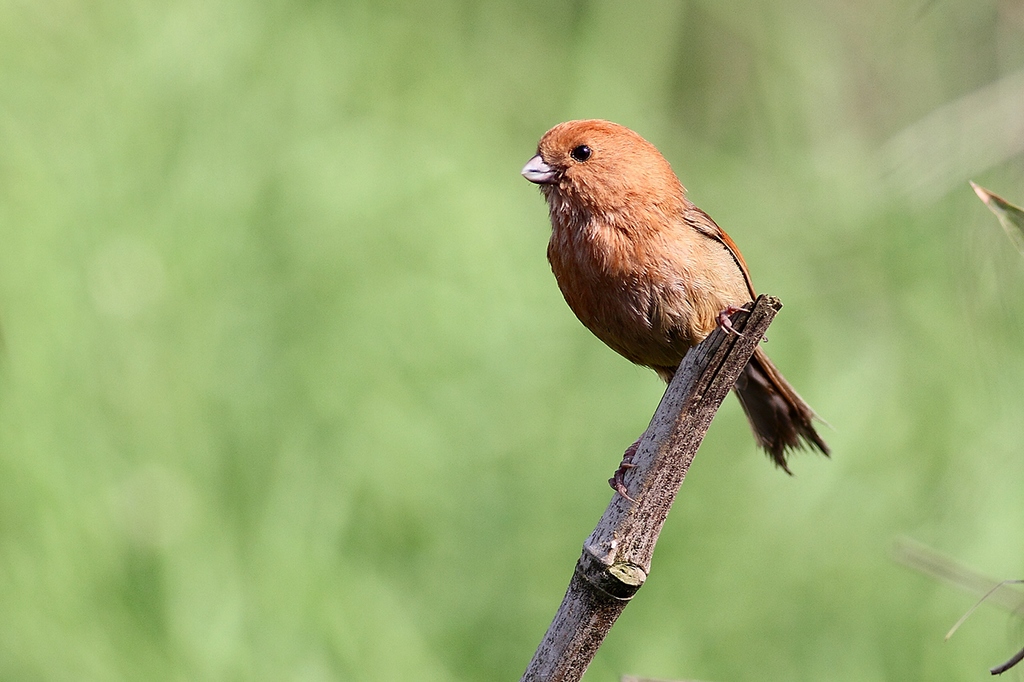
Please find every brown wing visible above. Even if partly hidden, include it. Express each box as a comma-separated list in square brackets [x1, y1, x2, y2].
[685, 205, 757, 301]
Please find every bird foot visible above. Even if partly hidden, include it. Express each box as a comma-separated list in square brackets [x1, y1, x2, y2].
[717, 304, 752, 336]
[608, 439, 640, 502]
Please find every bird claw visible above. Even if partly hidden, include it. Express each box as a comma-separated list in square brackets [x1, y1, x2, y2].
[717, 304, 752, 336]
[609, 473, 635, 502]
[608, 440, 639, 502]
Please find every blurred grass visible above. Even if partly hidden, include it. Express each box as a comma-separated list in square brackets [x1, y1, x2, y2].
[1, 0, 1023, 680]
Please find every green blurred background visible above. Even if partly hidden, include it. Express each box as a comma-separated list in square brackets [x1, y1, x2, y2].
[1, 0, 1023, 680]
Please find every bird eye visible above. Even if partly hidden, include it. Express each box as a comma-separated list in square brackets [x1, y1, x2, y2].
[570, 145, 592, 162]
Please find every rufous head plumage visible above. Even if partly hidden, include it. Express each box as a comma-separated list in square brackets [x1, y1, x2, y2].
[521, 119, 686, 216]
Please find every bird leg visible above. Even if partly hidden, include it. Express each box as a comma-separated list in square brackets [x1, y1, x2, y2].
[609, 438, 640, 501]
[717, 304, 752, 336]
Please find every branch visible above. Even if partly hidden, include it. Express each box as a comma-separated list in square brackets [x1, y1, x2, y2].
[520, 295, 783, 682]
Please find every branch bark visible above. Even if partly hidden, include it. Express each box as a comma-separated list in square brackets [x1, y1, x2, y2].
[519, 294, 783, 682]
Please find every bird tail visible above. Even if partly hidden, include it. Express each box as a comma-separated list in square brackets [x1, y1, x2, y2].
[733, 346, 830, 473]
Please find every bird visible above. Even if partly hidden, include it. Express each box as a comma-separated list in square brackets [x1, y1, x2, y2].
[521, 119, 829, 497]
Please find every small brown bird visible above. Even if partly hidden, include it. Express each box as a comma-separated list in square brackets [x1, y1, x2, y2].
[522, 120, 828, 496]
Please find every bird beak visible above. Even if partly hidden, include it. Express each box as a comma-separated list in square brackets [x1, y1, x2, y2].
[521, 155, 557, 184]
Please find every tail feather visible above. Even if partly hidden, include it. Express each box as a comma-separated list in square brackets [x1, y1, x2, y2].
[733, 346, 830, 472]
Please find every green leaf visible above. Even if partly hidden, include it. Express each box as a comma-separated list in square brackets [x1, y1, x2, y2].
[971, 181, 1024, 256]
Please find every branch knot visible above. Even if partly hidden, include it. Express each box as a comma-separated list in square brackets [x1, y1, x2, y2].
[575, 548, 647, 601]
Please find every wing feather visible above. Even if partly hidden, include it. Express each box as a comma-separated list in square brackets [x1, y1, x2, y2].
[684, 205, 757, 300]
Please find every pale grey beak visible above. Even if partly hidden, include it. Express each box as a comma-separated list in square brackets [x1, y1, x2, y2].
[521, 155, 557, 184]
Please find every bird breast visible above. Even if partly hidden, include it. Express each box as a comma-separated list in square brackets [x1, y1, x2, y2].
[546, 212, 708, 370]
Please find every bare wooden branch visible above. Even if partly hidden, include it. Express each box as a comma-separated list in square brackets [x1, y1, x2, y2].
[520, 295, 783, 682]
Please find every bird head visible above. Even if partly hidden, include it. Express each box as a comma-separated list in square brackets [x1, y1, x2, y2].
[521, 119, 685, 216]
